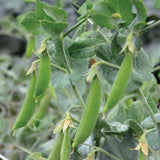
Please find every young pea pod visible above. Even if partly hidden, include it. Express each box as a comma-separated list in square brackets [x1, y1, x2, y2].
[29, 90, 52, 127]
[25, 35, 35, 59]
[103, 51, 133, 115]
[48, 131, 63, 160]
[12, 72, 37, 131]
[60, 128, 70, 160]
[34, 50, 51, 97]
[72, 76, 101, 148]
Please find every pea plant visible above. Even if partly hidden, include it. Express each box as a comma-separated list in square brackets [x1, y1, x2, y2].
[11, 0, 160, 159]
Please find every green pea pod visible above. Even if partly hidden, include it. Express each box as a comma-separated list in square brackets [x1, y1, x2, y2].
[72, 76, 101, 148]
[34, 51, 51, 97]
[103, 51, 133, 114]
[25, 35, 35, 59]
[29, 91, 52, 127]
[48, 131, 63, 160]
[12, 72, 37, 131]
[60, 128, 70, 160]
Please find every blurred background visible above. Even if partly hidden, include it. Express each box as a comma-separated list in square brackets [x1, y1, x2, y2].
[0, 0, 160, 160]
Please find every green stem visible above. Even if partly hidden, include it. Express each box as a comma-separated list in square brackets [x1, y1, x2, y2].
[62, 18, 88, 38]
[152, 65, 160, 72]
[138, 88, 157, 125]
[60, 38, 72, 73]
[96, 28, 110, 42]
[94, 60, 120, 70]
[72, 84, 85, 109]
[120, 93, 137, 103]
[83, 143, 120, 160]
[138, 19, 160, 35]
[51, 63, 68, 73]
[60, 38, 85, 109]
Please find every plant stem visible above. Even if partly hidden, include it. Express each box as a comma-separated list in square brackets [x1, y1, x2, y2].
[95, 60, 120, 70]
[60, 38, 85, 109]
[83, 143, 120, 160]
[62, 18, 88, 38]
[72, 84, 85, 109]
[51, 63, 68, 73]
[138, 19, 160, 35]
[153, 65, 160, 72]
[138, 88, 157, 125]
[120, 93, 137, 103]
[60, 38, 72, 73]
[96, 28, 110, 42]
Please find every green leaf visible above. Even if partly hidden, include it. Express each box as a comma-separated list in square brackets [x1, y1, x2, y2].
[146, 94, 158, 114]
[108, 121, 128, 133]
[21, 12, 42, 35]
[95, 43, 113, 62]
[107, 103, 128, 123]
[86, 0, 93, 10]
[127, 48, 153, 92]
[92, 0, 135, 29]
[134, 22, 147, 31]
[127, 119, 144, 138]
[132, 0, 147, 24]
[41, 20, 68, 37]
[35, 0, 53, 21]
[100, 132, 139, 160]
[21, 17, 41, 35]
[128, 101, 145, 124]
[141, 113, 160, 129]
[25, 152, 46, 160]
[78, 3, 87, 16]
[70, 58, 88, 83]
[51, 69, 70, 89]
[146, 130, 160, 151]
[43, 5, 67, 22]
[91, 12, 118, 29]
[68, 38, 104, 59]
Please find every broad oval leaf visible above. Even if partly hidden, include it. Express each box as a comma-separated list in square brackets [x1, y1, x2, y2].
[41, 20, 68, 37]
[146, 129, 160, 151]
[21, 16, 42, 35]
[92, 0, 135, 29]
[68, 38, 104, 59]
[43, 5, 67, 22]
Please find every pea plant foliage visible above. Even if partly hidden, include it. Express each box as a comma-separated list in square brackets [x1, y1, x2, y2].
[11, 0, 160, 159]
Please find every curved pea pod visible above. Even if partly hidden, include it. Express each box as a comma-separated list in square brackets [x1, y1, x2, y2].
[48, 131, 63, 160]
[60, 128, 70, 160]
[25, 35, 35, 59]
[103, 52, 133, 115]
[29, 91, 52, 128]
[72, 76, 101, 148]
[12, 72, 37, 131]
[34, 51, 51, 97]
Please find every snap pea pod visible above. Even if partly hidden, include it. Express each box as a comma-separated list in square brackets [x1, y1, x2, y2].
[103, 51, 133, 115]
[34, 50, 51, 97]
[72, 76, 101, 148]
[60, 128, 70, 160]
[12, 72, 37, 131]
[29, 91, 52, 127]
[48, 131, 63, 160]
[25, 35, 35, 59]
